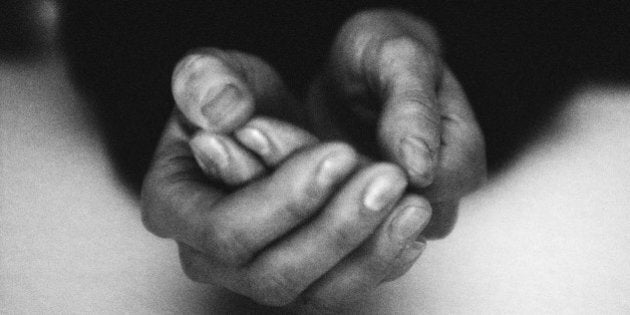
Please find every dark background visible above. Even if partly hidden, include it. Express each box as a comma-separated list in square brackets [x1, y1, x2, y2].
[5, 1, 630, 191]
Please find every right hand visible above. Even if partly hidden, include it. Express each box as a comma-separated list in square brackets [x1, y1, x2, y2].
[140, 49, 433, 311]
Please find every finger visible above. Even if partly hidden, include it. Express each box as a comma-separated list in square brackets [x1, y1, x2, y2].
[184, 143, 359, 267]
[235, 116, 319, 167]
[245, 163, 407, 306]
[235, 116, 375, 170]
[190, 131, 265, 186]
[374, 37, 442, 188]
[141, 116, 223, 239]
[330, 10, 444, 188]
[298, 195, 431, 310]
[422, 67, 486, 201]
[172, 48, 297, 132]
[142, 116, 358, 265]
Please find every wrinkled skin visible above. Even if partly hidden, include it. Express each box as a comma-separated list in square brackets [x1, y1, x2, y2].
[141, 9, 485, 313]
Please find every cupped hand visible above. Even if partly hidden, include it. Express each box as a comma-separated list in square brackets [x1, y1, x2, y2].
[141, 48, 432, 312]
[308, 9, 486, 237]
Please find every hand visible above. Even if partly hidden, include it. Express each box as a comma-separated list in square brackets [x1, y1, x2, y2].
[307, 9, 486, 238]
[141, 49, 433, 311]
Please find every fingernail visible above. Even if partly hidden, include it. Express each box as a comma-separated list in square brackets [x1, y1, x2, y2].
[236, 127, 272, 157]
[400, 136, 435, 187]
[315, 151, 356, 188]
[172, 55, 206, 103]
[190, 135, 229, 176]
[362, 174, 406, 212]
[200, 84, 243, 128]
[392, 206, 431, 242]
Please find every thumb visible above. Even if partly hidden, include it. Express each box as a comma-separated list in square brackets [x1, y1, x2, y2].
[171, 48, 297, 133]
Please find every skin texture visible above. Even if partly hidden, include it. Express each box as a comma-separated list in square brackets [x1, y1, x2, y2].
[141, 9, 486, 312]
[308, 9, 486, 237]
[143, 52, 432, 312]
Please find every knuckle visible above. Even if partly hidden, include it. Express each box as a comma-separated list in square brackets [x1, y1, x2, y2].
[295, 177, 325, 210]
[396, 92, 439, 115]
[247, 271, 302, 306]
[376, 36, 439, 87]
[336, 10, 391, 72]
[283, 188, 326, 225]
[201, 224, 252, 267]
[330, 224, 361, 255]
[140, 206, 166, 238]
[140, 169, 203, 240]
[179, 246, 212, 283]
[283, 185, 320, 223]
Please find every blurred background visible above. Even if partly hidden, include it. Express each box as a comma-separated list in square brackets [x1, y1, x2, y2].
[2, 1, 630, 313]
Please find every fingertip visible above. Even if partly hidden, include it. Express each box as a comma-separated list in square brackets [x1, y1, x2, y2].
[322, 142, 359, 163]
[390, 196, 432, 243]
[235, 126, 273, 157]
[361, 163, 408, 213]
[236, 117, 319, 166]
[313, 144, 359, 190]
[172, 52, 254, 132]
[376, 196, 431, 283]
[304, 142, 359, 190]
[190, 132, 228, 177]
[190, 132, 265, 185]
[399, 136, 437, 187]
[370, 162, 409, 188]
[378, 101, 441, 189]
